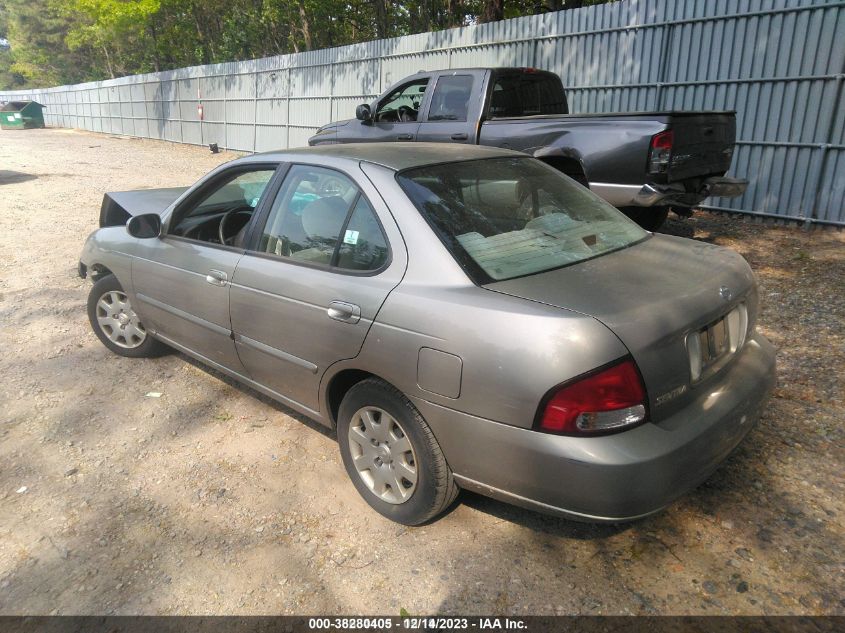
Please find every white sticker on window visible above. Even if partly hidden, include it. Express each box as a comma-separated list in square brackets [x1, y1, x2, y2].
[343, 229, 359, 245]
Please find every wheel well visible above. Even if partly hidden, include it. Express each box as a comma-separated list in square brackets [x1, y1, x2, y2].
[89, 264, 114, 281]
[326, 369, 378, 427]
[539, 156, 588, 187]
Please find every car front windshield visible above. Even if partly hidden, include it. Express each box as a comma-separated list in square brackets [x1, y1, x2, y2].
[397, 157, 649, 283]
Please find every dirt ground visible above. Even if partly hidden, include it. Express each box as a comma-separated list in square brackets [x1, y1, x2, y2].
[0, 128, 842, 616]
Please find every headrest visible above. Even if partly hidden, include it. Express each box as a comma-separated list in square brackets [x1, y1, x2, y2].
[301, 196, 348, 239]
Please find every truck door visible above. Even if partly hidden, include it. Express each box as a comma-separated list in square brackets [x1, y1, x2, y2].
[349, 77, 429, 143]
[415, 70, 486, 144]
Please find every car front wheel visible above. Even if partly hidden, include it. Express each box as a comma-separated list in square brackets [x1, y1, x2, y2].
[87, 274, 167, 358]
[337, 378, 458, 525]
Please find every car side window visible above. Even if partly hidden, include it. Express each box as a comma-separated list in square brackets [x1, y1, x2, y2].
[375, 79, 429, 123]
[336, 196, 389, 271]
[427, 75, 473, 122]
[257, 165, 388, 272]
[169, 168, 276, 244]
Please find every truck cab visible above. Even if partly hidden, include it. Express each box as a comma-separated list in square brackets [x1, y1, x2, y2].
[310, 67, 747, 230]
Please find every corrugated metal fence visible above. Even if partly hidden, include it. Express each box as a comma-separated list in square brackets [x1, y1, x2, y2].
[2, 0, 844, 225]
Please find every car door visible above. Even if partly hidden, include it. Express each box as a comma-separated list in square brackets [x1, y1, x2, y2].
[341, 77, 430, 143]
[415, 71, 485, 144]
[229, 162, 406, 413]
[131, 163, 281, 371]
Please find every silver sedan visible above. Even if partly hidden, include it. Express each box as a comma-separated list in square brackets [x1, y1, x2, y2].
[79, 143, 776, 525]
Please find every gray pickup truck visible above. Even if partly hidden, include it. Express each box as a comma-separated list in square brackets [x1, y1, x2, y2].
[308, 67, 747, 229]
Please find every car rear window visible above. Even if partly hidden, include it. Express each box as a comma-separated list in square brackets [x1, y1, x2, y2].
[397, 157, 648, 284]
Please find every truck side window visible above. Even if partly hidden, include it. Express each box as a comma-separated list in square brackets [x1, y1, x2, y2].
[489, 74, 568, 117]
[428, 75, 474, 122]
[375, 79, 429, 123]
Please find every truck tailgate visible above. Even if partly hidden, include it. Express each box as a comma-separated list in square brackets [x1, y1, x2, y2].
[667, 113, 736, 182]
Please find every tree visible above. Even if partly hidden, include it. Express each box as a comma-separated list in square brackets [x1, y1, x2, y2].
[0, 0, 614, 90]
[64, 0, 161, 78]
[1, 0, 99, 87]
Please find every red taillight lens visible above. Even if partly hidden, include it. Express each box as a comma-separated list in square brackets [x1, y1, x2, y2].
[539, 359, 647, 435]
[651, 129, 674, 151]
[648, 130, 674, 174]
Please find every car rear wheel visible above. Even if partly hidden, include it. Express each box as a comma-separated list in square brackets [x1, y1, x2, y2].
[337, 378, 459, 525]
[87, 274, 168, 358]
[619, 206, 670, 231]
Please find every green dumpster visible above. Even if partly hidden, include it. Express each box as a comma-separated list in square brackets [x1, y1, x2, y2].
[0, 100, 46, 130]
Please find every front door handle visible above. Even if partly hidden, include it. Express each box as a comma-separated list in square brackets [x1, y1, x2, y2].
[396, 134, 414, 141]
[327, 301, 361, 324]
[206, 269, 228, 286]
[450, 133, 469, 141]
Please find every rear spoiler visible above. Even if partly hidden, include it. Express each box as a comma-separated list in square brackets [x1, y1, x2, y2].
[99, 186, 188, 227]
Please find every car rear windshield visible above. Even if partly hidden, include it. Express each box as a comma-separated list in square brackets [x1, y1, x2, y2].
[397, 157, 649, 284]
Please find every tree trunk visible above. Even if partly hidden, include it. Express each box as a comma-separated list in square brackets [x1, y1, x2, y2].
[101, 43, 115, 79]
[297, 1, 313, 51]
[148, 20, 161, 73]
[289, 21, 300, 53]
[479, 0, 505, 23]
[192, 8, 210, 64]
[412, 0, 431, 33]
[446, 0, 464, 28]
[374, 1, 389, 39]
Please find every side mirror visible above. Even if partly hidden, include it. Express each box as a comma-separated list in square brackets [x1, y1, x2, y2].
[355, 103, 372, 122]
[127, 213, 162, 239]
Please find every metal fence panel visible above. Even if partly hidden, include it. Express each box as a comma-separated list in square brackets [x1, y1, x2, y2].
[1, 0, 843, 224]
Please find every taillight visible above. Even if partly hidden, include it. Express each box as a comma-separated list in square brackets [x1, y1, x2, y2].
[648, 130, 674, 174]
[538, 359, 647, 435]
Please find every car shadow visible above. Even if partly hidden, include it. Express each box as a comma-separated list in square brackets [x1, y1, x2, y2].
[0, 170, 38, 185]
[656, 214, 696, 238]
[172, 350, 337, 441]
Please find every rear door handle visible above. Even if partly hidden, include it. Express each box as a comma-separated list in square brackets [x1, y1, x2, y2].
[450, 133, 468, 141]
[396, 134, 414, 141]
[206, 269, 228, 286]
[327, 301, 361, 324]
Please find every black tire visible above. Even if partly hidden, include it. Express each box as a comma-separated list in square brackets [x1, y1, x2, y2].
[619, 206, 670, 231]
[87, 274, 168, 358]
[337, 378, 459, 525]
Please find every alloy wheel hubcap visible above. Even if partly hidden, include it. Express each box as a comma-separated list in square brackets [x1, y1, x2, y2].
[347, 407, 418, 504]
[95, 290, 147, 349]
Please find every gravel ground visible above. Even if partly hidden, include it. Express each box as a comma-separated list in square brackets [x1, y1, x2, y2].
[0, 128, 843, 616]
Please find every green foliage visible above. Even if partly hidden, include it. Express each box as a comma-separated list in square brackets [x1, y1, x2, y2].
[0, 0, 613, 90]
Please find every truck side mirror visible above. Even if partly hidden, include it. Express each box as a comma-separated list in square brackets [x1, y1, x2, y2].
[356, 104, 372, 122]
[127, 213, 162, 239]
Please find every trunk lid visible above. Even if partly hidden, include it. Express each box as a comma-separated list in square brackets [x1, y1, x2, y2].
[485, 234, 757, 420]
[666, 112, 736, 182]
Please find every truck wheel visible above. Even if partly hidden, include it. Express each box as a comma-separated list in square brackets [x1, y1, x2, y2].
[619, 206, 669, 232]
[87, 274, 168, 358]
[337, 378, 459, 525]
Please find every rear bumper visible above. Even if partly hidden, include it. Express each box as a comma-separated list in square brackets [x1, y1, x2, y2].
[414, 332, 776, 522]
[590, 176, 748, 209]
